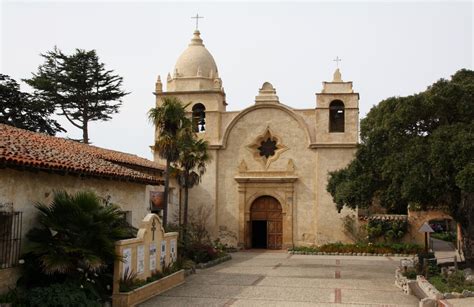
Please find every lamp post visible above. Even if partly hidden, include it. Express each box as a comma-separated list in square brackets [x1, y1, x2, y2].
[418, 222, 435, 253]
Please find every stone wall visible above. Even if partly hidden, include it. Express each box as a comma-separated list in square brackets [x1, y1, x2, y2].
[0, 267, 20, 295]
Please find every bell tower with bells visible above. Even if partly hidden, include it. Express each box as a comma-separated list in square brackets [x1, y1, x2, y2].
[153, 14, 226, 154]
[315, 57, 359, 146]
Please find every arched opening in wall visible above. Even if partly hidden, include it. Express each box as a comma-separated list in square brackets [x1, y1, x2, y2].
[428, 218, 457, 250]
[329, 100, 345, 132]
[192, 103, 206, 132]
[250, 196, 282, 249]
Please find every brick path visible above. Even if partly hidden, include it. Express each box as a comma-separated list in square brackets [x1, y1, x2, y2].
[140, 251, 419, 306]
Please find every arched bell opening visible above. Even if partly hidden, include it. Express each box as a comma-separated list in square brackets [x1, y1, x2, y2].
[329, 100, 345, 132]
[192, 103, 206, 132]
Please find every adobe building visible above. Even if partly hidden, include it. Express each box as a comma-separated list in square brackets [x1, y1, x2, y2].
[0, 124, 164, 292]
[153, 30, 359, 249]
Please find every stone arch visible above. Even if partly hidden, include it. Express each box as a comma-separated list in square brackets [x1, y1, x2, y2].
[248, 195, 283, 249]
[221, 104, 312, 149]
[246, 191, 287, 215]
[408, 208, 454, 245]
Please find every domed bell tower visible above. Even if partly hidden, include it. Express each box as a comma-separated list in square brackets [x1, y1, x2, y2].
[154, 30, 226, 148]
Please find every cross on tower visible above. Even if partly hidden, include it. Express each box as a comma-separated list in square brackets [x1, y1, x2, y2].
[191, 14, 204, 31]
[333, 56, 342, 68]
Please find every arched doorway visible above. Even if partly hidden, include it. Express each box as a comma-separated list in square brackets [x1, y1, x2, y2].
[250, 196, 282, 249]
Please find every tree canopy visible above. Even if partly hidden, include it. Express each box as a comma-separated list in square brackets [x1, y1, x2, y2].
[24, 47, 128, 143]
[327, 69, 473, 256]
[0, 74, 63, 135]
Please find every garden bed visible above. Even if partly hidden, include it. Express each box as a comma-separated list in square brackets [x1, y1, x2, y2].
[112, 270, 185, 307]
[289, 242, 422, 256]
[196, 254, 232, 269]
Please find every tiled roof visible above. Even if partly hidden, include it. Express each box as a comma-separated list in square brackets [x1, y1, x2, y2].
[0, 124, 164, 185]
[359, 214, 408, 221]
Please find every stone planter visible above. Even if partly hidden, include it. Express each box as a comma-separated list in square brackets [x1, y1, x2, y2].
[112, 269, 185, 307]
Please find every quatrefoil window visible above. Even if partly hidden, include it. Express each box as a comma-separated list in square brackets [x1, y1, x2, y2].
[247, 127, 288, 169]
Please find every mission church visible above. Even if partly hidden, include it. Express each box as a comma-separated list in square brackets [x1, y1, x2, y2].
[153, 28, 359, 249]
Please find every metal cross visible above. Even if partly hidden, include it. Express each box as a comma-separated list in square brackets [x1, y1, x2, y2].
[333, 56, 342, 68]
[191, 14, 204, 30]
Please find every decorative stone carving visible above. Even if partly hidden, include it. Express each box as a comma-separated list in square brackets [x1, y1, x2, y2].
[255, 82, 279, 104]
[238, 160, 248, 172]
[247, 126, 288, 169]
[213, 78, 222, 89]
[155, 75, 162, 93]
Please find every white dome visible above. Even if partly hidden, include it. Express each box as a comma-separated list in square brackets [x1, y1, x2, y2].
[174, 30, 218, 79]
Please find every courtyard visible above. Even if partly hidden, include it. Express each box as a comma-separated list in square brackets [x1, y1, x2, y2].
[140, 251, 419, 306]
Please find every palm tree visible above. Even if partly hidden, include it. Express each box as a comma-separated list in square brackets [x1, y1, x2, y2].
[26, 190, 135, 275]
[176, 125, 211, 232]
[148, 97, 190, 226]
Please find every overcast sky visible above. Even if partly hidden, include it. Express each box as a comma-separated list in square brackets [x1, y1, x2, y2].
[1, 1, 472, 159]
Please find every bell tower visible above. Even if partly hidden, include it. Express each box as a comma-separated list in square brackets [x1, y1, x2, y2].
[154, 30, 226, 148]
[314, 69, 359, 145]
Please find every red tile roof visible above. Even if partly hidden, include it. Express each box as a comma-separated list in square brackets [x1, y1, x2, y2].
[0, 124, 164, 185]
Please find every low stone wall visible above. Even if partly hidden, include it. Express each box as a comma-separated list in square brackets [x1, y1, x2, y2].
[289, 251, 413, 257]
[0, 267, 20, 294]
[394, 268, 416, 295]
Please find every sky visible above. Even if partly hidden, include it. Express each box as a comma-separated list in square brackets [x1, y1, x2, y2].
[1, 0, 472, 159]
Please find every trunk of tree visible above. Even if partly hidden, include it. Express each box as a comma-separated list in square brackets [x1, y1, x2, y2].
[460, 192, 474, 265]
[178, 186, 182, 227]
[162, 159, 170, 227]
[83, 120, 89, 144]
[183, 173, 189, 240]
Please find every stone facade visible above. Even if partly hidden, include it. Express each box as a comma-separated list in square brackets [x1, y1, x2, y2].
[154, 30, 359, 248]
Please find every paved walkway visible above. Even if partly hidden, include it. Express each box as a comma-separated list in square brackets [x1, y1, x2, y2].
[431, 237, 461, 264]
[140, 251, 419, 306]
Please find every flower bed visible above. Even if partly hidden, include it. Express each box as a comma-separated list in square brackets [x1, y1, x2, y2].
[196, 254, 232, 269]
[112, 270, 185, 307]
[289, 242, 422, 256]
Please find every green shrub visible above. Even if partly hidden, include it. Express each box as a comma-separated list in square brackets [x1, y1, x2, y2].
[290, 242, 423, 254]
[26, 282, 101, 307]
[429, 271, 474, 293]
[367, 219, 408, 242]
[0, 288, 26, 305]
[402, 269, 417, 279]
[119, 262, 182, 293]
[431, 232, 456, 243]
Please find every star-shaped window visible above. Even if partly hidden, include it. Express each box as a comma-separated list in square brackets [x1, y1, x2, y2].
[247, 127, 288, 169]
[258, 138, 277, 158]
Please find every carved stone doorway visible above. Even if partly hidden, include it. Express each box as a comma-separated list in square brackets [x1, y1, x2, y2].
[249, 196, 282, 249]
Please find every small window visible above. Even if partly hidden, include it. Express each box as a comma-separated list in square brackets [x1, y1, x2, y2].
[192, 103, 206, 132]
[329, 100, 345, 132]
[0, 210, 22, 269]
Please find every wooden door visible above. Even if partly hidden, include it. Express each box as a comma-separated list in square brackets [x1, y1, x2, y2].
[250, 196, 282, 250]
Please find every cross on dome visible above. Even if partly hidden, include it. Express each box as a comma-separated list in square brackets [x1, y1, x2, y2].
[191, 14, 204, 30]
